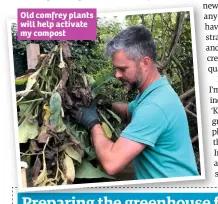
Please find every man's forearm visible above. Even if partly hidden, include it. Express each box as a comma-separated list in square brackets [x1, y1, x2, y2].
[91, 124, 124, 175]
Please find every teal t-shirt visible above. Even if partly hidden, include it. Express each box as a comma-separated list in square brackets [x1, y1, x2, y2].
[121, 76, 199, 179]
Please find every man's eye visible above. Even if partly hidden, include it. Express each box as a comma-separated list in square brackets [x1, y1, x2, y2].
[119, 68, 127, 72]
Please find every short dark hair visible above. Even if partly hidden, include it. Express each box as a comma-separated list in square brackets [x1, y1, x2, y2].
[105, 25, 157, 62]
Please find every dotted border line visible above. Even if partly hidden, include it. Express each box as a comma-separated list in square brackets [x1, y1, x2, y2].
[12, 187, 18, 204]
[11, 186, 218, 204]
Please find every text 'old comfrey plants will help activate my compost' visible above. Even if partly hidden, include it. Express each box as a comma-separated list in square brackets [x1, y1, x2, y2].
[17, 9, 97, 40]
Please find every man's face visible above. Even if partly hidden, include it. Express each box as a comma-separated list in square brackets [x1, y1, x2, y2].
[112, 50, 143, 91]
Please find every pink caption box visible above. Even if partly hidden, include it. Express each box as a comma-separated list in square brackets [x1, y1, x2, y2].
[17, 8, 97, 40]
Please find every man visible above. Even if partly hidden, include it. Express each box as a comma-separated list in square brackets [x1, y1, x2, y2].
[70, 25, 199, 179]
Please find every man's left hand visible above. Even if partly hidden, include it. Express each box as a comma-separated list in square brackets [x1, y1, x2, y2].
[70, 104, 100, 130]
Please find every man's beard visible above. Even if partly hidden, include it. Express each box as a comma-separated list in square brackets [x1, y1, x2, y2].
[121, 79, 141, 91]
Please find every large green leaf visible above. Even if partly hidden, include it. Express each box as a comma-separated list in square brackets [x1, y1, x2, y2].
[19, 118, 39, 143]
[85, 146, 97, 161]
[91, 75, 115, 98]
[75, 160, 114, 179]
[49, 92, 66, 132]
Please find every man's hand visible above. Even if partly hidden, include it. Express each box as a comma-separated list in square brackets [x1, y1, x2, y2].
[70, 104, 100, 130]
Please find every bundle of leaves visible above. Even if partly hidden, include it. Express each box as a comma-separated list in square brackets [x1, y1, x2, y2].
[16, 42, 122, 187]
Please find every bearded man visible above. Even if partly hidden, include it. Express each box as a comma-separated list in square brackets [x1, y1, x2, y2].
[70, 25, 199, 179]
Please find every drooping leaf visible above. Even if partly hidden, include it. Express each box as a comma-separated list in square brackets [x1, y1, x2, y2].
[33, 168, 47, 186]
[75, 160, 114, 179]
[65, 146, 82, 163]
[49, 92, 66, 132]
[45, 149, 57, 160]
[18, 104, 29, 118]
[25, 68, 41, 91]
[38, 126, 50, 143]
[15, 72, 32, 85]
[16, 90, 33, 97]
[60, 90, 72, 109]
[43, 104, 51, 123]
[60, 68, 69, 89]
[19, 118, 39, 143]
[30, 140, 41, 152]
[63, 153, 75, 182]
[32, 156, 42, 180]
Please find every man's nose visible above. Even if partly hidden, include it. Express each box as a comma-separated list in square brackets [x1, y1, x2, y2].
[115, 70, 122, 79]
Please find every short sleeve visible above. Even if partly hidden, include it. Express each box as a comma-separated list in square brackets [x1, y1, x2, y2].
[121, 103, 169, 147]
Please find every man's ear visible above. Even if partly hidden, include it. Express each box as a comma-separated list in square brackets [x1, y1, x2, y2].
[141, 56, 151, 71]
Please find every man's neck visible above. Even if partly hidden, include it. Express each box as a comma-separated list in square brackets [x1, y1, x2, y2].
[139, 69, 161, 93]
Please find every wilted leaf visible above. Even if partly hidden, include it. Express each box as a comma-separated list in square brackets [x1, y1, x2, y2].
[62, 179, 67, 185]
[30, 140, 41, 152]
[45, 178, 56, 186]
[43, 104, 51, 123]
[45, 149, 57, 160]
[63, 153, 75, 182]
[65, 146, 82, 163]
[19, 118, 39, 143]
[33, 168, 47, 186]
[60, 90, 72, 109]
[25, 68, 41, 91]
[15, 72, 32, 85]
[38, 126, 50, 143]
[73, 145, 84, 158]
[32, 156, 42, 180]
[60, 68, 69, 89]
[18, 104, 29, 118]
[49, 92, 66, 132]
[101, 122, 112, 139]
[75, 160, 114, 179]
[16, 90, 33, 97]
